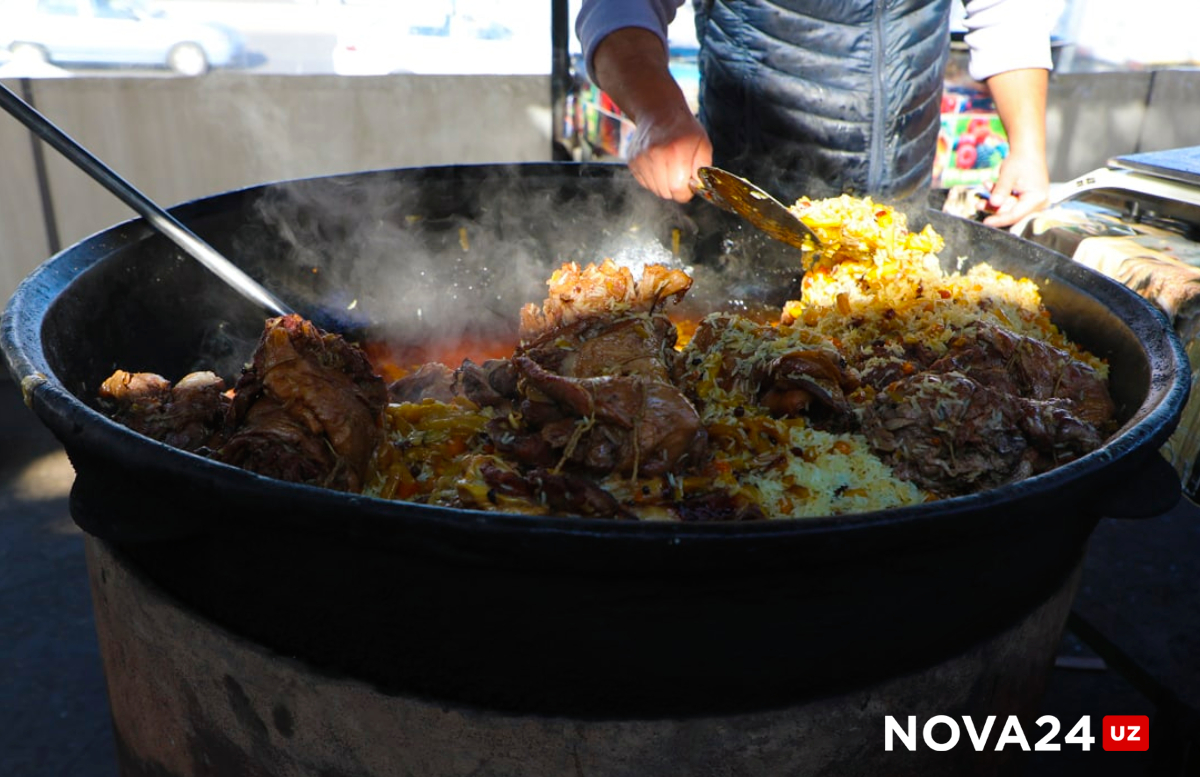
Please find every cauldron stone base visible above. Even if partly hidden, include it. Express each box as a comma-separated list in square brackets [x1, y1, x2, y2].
[86, 536, 1080, 777]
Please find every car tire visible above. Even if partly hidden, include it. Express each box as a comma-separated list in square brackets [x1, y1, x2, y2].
[167, 43, 209, 77]
[10, 43, 49, 63]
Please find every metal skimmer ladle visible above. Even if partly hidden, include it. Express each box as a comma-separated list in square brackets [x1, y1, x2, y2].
[691, 166, 822, 251]
[0, 82, 294, 319]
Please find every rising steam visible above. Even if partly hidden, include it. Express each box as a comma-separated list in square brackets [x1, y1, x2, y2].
[231, 164, 766, 354]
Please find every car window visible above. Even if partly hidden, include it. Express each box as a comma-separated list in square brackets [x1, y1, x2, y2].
[94, 0, 137, 20]
[36, 0, 79, 16]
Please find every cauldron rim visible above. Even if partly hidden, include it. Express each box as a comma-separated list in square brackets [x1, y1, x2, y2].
[1, 162, 1191, 548]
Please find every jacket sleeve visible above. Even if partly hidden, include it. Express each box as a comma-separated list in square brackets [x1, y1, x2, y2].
[962, 0, 1055, 81]
[575, 0, 685, 83]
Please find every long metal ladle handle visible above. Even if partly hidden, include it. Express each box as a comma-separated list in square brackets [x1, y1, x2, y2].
[0, 82, 294, 318]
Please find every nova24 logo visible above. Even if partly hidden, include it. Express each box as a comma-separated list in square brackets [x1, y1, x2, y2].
[884, 715, 1148, 752]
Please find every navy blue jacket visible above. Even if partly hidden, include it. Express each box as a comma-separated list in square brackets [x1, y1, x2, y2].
[694, 0, 952, 202]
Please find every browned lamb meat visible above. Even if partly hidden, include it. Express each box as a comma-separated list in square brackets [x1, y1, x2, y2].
[388, 358, 519, 411]
[760, 348, 861, 424]
[519, 314, 681, 383]
[856, 339, 943, 390]
[506, 311, 707, 477]
[216, 314, 388, 492]
[479, 461, 636, 519]
[928, 321, 1116, 429]
[675, 313, 860, 429]
[861, 365, 1109, 497]
[493, 261, 707, 481]
[1015, 396, 1106, 469]
[855, 319, 1116, 495]
[98, 370, 229, 453]
[501, 355, 706, 477]
[860, 371, 1034, 495]
[387, 362, 457, 404]
[456, 358, 519, 409]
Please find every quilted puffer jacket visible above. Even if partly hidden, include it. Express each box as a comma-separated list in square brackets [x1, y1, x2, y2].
[694, 0, 952, 202]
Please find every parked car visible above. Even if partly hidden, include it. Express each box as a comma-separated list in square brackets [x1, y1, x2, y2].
[330, 4, 536, 76]
[0, 0, 246, 76]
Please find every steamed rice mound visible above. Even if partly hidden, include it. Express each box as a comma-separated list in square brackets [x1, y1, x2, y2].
[784, 195, 1107, 380]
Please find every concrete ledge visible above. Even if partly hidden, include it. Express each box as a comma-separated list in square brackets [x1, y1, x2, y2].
[0, 72, 552, 307]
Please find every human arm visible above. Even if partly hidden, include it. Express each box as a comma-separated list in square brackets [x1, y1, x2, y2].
[962, 0, 1054, 227]
[591, 28, 712, 202]
[577, 0, 710, 202]
[981, 67, 1049, 227]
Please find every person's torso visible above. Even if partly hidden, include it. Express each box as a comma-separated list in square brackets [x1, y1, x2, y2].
[693, 0, 952, 202]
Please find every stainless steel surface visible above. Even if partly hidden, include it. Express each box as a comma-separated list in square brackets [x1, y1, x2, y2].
[1050, 166, 1200, 209]
[0, 82, 293, 318]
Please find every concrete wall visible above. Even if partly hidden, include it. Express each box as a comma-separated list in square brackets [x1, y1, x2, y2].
[4, 68, 1200, 310]
[1045, 69, 1200, 181]
[1045, 71, 1154, 181]
[1138, 69, 1200, 154]
[0, 72, 553, 307]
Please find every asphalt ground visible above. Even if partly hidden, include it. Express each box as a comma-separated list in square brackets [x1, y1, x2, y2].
[0, 373, 1195, 777]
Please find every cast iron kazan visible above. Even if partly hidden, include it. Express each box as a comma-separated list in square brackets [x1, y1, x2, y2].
[1, 163, 1189, 718]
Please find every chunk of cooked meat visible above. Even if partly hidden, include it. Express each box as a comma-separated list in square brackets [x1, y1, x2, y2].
[456, 358, 519, 409]
[761, 349, 861, 424]
[503, 356, 707, 477]
[217, 314, 388, 492]
[98, 370, 229, 453]
[1013, 397, 1106, 469]
[675, 313, 859, 428]
[673, 492, 766, 522]
[856, 339, 943, 390]
[478, 461, 636, 519]
[519, 259, 691, 338]
[861, 371, 1034, 496]
[929, 321, 1116, 428]
[387, 358, 520, 414]
[520, 313, 680, 383]
[861, 362, 1109, 496]
[388, 362, 457, 404]
[511, 269, 705, 479]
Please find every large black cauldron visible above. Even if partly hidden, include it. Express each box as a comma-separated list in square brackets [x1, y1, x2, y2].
[1, 163, 1189, 718]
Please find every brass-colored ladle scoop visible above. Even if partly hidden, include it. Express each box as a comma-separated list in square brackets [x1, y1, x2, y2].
[690, 166, 821, 251]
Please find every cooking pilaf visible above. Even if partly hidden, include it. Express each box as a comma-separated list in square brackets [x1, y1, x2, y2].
[365, 195, 1112, 518]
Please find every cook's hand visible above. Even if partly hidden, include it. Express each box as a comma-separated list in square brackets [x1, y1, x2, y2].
[625, 106, 713, 203]
[981, 150, 1050, 229]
